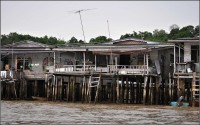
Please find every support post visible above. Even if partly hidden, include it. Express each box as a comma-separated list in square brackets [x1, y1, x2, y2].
[126, 77, 129, 103]
[169, 73, 172, 102]
[148, 76, 152, 104]
[83, 52, 86, 71]
[155, 77, 159, 105]
[143, 76, 148, 105]
[95, 55, 97, 71]
[116, 76, 120, 103]
[174, 45, 176, 74]
[146, 54, 149, 74]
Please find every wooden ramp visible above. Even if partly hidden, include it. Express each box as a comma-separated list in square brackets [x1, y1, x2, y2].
[87, 74, 101, 103]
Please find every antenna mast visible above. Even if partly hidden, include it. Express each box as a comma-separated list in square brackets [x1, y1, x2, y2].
[78, 11, 86, 43]
[107, 20, 111, 38]
[69, 8, 95, 43]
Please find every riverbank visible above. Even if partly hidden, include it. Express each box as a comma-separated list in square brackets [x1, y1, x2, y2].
[1, 100, 199, 124]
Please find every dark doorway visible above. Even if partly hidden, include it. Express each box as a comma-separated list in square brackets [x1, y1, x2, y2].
[37, 80, 45, 97]
[120, 55, 130, 65]
[1, 57, 9, 70]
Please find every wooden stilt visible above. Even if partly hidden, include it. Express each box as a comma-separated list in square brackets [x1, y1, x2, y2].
[143, 76, 148, 105]
[164, 79, 169, 105]
[172, 79, 175, 101]
[72, 78, 75, 102]
[112, 77, 116, 103]
[81, 76, 86, 103]
[67, 76, 70, 102]
[24, 80, 27, 99]
[34, 80, 37, 96]
[125, 77, 129, 104]
[169, 73, 172, 102]
[84, 77, 88, 102]
[47, 78, 50, 100]
[136, 78, 139, 104]
[155, 77, 159, 105]
[120, 77, 124, 103]
[52, 77, 54, 101]
[148, 76, 152, 105]
[60, 77, 63, 101]
[55, 76, 58, 101]
[177, 73, 180, 98]
[116, 76, 120, 103]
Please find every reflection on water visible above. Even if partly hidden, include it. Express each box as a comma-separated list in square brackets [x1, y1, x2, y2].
[1, 100, 199, 124]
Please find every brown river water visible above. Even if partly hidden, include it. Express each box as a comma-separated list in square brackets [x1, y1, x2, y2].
[1, 100, 199, 124]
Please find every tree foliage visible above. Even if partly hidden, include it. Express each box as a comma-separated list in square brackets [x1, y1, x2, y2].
[120, 24, 199, 42]
[1, 24, 199, 45]
[89, 36, 112, 44]
[1, 32, 66, 45]
[68, 37, 78, 43]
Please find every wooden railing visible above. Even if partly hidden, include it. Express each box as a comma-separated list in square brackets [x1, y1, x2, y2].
[0, 71, 13, 79]
[55, 64, 149, 74]
[108, 65, 148, 74]
[55, 64, 96, 72]
[175, 62, 194, 74]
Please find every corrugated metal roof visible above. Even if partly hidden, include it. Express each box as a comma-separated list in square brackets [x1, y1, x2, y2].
[102, 37, 160, 45]
[2, 40, 54, 48]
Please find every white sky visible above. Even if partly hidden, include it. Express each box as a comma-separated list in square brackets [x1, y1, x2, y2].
[1, 1, 199, 42]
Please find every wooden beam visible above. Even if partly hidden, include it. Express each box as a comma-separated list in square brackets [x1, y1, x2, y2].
[95, 54, 97, 71]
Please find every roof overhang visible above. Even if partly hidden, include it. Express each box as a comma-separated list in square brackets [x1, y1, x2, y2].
[168, 40, 200, 43]
[93, 48, 151, 55]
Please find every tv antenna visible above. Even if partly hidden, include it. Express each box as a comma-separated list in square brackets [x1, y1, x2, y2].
[69, 8, 96, 43]
[107, 20, 111, 38]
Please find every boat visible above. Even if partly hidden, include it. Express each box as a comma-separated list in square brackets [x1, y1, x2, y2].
[170, 101, 189, 107]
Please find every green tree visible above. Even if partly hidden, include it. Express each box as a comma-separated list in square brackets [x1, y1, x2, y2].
[78, 40, 84, 44]
[120, 33, 133, 39]
[168, 24, 180, 39]
[194, 25, 199, 37]
[152, 29, 168, 42]
[169, 24, 179, 31]
[178, 25, 195, 38]
[89, 36, 112, 43]
[68, 37, 78, 43]
[1, 32, 66, 45]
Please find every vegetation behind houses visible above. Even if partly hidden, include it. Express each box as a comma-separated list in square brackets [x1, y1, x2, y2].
[1, 24, 199, 45]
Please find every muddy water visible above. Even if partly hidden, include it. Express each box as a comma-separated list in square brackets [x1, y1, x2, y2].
[1, 100, 199, 124]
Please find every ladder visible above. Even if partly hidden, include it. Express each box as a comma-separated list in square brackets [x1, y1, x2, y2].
[87, 74, 101, 103]
[192, 72, 199, 106]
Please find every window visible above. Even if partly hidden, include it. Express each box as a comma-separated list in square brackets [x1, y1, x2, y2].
[137, 54, 144, 65]
[191, 45, 199, 63]
[17, 57, 32, 70]
[43, 57, 54, 71]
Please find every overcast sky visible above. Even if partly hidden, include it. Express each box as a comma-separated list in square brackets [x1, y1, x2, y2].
[1, 1, 199, 42]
